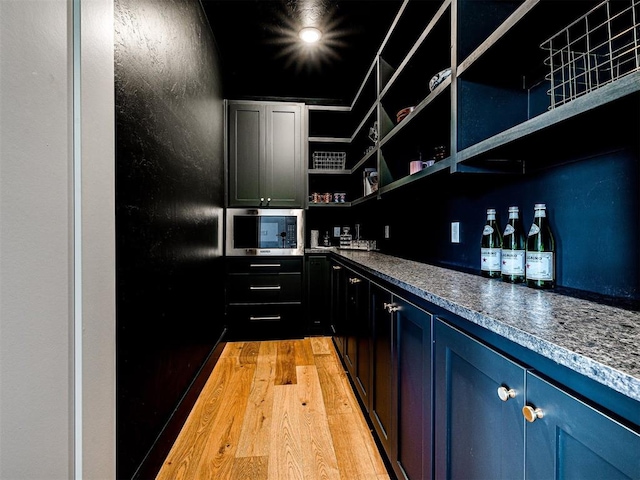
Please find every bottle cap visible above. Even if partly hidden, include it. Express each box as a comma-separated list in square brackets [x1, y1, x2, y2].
[508, 206, 519, 212]
[487, 208, 496, 214]
[534, 203, 546, 209]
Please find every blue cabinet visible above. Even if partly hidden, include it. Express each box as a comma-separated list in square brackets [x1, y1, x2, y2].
[525, 372, 640, 480]
[435, 319, 526, 480]
[394, 295, 432, 480]
[370, 284, 394, 455]
[345, 268, 371, 411]
[435, 318, 640, 480]
[329, 260, 346, 357]
[370, 283, 433, 480]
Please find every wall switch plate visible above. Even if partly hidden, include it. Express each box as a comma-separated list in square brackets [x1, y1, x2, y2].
[451, 222, 460, 243]
[384, 225, 390, 239]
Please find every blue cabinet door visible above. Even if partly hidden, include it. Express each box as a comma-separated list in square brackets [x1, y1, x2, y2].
[435, 319, 526, 480]
[330, 261, 346, 357]
[348, 271, 371, 411]
[371, 283, 395, 457]
[525, 372, 640, 480]
[394, 297, 432, 480]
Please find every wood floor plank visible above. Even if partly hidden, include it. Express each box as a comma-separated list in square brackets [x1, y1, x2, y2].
[326, 412, 389, 479]
[190, 362, 256, 478]
[314, 353, 353, 415]
[220, 341, 245, 360]
[229, 456, 268, 480]
[309, 336, 333, 355]
[296, 365, 341, 479]
[268, 384, 305, 479]
[275, 340, 297, 385]
[235, 344, 277, 457]
[294, 338, 316, 366]
[238, 341, 260, 364]
[156, 358, 249, 479]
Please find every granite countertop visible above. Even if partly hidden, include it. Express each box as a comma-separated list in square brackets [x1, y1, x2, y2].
[307, 248, 640, 403]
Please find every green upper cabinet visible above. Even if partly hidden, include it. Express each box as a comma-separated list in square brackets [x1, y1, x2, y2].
[228, 101, 305, 207]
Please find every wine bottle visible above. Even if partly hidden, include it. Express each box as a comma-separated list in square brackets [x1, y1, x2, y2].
[526, 203, 555, 289]
[481, 208, 502, 278]
[501, 206, 526, 283]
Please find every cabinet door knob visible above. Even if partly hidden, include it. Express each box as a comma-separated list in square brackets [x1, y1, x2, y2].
[522, 405, 544, 423]
[267, 197, 271, 203]
[497, 386, 516, 402]
[383, 302, 398, 313]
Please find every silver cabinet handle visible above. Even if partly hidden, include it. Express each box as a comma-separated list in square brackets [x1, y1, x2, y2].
[349, 277, 361, 284]
[497, 386, 516, 402]
[332, 265, 342, 270]
[250, 286, 281, 290]
[250, 263, 281, 268]
[249, 315, 281, 321]
[383, 302, 399, 313]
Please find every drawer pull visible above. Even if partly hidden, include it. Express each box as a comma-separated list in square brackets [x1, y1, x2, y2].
[250, 285, 281, 290]
[249, 315, 281, 321]
[250, 263, 281, 268]
[497, 386, 516, 402]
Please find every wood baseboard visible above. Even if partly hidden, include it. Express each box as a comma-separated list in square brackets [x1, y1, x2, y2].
[132, 328, 228, 480]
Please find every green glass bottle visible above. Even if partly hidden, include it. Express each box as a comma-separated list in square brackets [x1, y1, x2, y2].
[501, 206, 526, 283]
[526, 203, 555, 289]
[481, 208, 502, 278]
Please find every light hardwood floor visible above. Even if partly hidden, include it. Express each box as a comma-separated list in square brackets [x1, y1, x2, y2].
[156, 336, 391, 480]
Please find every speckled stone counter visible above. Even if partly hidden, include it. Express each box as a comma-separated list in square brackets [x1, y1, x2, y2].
[307, 248, 640, 403]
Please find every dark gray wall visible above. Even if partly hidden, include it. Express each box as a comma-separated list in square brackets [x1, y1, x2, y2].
[308, 145, 640, 301]
[114, 0, 225, 478]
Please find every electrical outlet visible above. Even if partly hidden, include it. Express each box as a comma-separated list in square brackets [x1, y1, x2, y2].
[451, 222, 460, 243]
[384, 225, 390, 239]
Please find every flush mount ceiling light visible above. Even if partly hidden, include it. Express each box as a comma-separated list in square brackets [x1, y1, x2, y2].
[299, 26, 322, 43]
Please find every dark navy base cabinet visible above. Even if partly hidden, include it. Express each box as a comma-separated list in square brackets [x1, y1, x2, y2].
[435, 319, 640, 480]
[525, 372, 640, 480]
[394, 296, 432, 480]
[435, 319, 526, 480]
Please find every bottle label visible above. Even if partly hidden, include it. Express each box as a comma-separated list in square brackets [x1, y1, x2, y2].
[481, 248, 501, 271]
[501, 250, 525, 275]
[528, 224, 540, 236]
[526, 252, 554, 280]
[504, 224, 515, 236]
[483, 225, 494, 235]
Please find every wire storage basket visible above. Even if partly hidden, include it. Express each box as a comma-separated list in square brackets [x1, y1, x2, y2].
[541, 0, 640, 110]
[312, 151, 346, 170]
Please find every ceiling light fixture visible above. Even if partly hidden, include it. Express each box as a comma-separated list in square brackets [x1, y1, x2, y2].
[299, 26, 322, 43]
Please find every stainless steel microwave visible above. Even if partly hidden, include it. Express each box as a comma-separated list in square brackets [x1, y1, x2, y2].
[225, 208, 304, 256]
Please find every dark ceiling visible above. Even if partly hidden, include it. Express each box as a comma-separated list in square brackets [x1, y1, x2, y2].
[201, 0, 403, 104]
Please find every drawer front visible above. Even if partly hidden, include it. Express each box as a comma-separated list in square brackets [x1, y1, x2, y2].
[227, 273, 302, 303]
[226, 257, 303, 274]
[226, 303, 303, 340]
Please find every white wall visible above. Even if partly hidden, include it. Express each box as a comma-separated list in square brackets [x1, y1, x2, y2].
[0, 0, 115, 478]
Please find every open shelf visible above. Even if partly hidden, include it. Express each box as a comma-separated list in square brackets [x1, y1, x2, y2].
[306, 0, 639, 208]
[456, 0, 605, 150]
